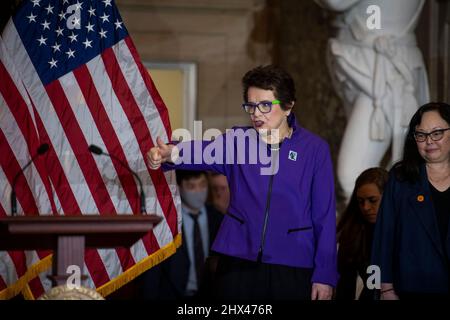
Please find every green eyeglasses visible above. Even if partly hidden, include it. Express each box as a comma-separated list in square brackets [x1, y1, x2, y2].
[242, 100, 280, 114]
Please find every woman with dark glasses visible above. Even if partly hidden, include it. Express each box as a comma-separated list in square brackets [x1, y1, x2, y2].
[372, 102, 450, 300]
[147, 65, 338, 300]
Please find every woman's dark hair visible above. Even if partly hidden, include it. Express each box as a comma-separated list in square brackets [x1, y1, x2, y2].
[337, 167, 389, 267]
[394, 102, 450, 182]
[242, 65, 296, 111]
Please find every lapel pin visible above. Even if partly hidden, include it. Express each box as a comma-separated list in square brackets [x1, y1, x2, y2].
[288, 150, 297, 161]
[417, 195, 424, 202]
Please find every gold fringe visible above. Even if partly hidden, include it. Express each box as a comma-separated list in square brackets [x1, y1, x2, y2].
[97, 233, 182, 297]
[0, 254, 52, 300]
[0, 233, 182, 300]
[21, 283, 35, 300]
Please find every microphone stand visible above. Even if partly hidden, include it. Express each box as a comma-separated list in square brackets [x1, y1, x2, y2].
[88, 144, 146, 214]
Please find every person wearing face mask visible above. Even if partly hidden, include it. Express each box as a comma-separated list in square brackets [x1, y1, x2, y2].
[139, 170, 223, 300]
[147, 65, 338, 300]
[335, 167, 388, 300]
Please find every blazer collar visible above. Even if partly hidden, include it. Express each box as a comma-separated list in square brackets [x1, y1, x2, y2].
[408, 164, 446, 259]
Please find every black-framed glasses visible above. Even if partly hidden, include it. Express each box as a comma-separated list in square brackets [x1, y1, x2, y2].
[242, 100, 280, 114]
[413, 128, 450, 142]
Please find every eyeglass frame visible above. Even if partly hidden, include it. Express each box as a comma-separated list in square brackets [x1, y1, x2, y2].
[241, 99, 281, 114]
[413, 128, 450, 142]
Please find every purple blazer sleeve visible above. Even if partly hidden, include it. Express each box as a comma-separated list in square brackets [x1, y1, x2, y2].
[161, 135, 229, 176]
[310, 142, 339, 287]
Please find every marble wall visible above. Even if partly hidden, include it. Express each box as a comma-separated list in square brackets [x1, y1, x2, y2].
[277, 0, 347, 204]
[116, 0, 275, 132]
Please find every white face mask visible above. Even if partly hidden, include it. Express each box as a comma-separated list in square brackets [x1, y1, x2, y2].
[180, 189, 208, 210]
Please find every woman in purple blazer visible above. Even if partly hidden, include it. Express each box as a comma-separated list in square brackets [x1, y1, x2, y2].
[147, 65, 338, 300]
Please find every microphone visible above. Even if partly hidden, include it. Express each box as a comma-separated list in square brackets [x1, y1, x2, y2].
[11, 143, 50, 216]
[88, 144, 146, 214]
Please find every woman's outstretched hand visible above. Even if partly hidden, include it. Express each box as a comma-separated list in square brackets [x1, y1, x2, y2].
[147, 137, 175, 170]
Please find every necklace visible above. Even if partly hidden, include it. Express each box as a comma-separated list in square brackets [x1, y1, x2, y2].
[429, 173, 450, 183]
[287, 127, 293, 139]
[428, 169, 450, 187]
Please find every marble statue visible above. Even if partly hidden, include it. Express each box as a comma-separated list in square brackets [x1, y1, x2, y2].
[315, 0, 429, 200]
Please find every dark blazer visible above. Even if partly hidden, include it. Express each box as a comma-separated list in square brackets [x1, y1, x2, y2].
[140, 204, 223, 300]
[371, 166, 450, 295]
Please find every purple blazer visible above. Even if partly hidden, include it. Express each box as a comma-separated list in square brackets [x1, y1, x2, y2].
[163, 115, 338, 286]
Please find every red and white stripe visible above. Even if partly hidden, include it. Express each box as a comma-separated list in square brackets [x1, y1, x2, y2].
[0, 38, 57, 297]
[0, 18, 181, 299]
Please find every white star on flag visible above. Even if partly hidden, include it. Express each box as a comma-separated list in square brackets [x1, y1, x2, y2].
[114, 20, 123, 29]
[100, 13, 110, 23]
[31, 0, 41, 7]
[51, 42, 61, 52]
[37, 35, 47, 46]
[41, 20, 50, 30]
[48, 58, 58, 68]
[58, 10, 66, 20]
[65, 48, 75, 58]
[27, 13, 37, 23]
[75, 1, 83, 11]
[99, 29, 108, 38]
[88, 7, 96, 16]
[73, 17, 81, 28]
[55, 27, 64, 37]
[83, 39, 93, 48]
[68, 32, 78, 42]
[86, 23, 94, 33]
[103, 0, 112, 7]
[45, 4, 54, 14]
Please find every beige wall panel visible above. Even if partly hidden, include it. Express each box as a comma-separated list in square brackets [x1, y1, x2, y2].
[117, 0, 271, 132]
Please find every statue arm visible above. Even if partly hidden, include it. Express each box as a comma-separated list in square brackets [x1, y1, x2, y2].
[314, 0, 361, 12]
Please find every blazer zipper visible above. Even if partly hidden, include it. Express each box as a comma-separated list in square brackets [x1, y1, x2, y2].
[257, 145, 280, 262]
[257, 173, 274, 262]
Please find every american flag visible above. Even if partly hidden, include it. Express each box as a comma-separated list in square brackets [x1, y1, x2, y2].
[0, 0, 181, 299]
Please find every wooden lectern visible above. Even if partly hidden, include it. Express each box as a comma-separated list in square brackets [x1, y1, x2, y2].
[0, 215, 162, 286]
